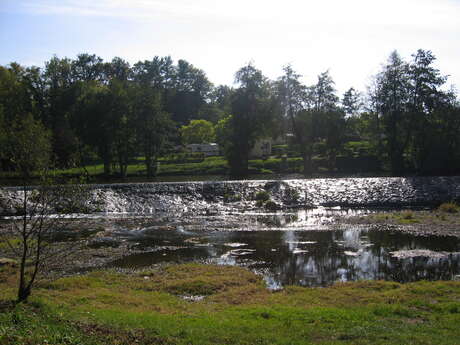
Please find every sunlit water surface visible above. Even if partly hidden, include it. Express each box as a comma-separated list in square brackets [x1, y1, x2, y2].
[104, 210, 460, 289]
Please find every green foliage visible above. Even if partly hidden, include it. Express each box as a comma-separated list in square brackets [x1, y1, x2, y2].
[180, 119, 216, 145]
[223, 193, 242, 203]
[1, 50, 460, 178]
[264, 200, 279, 211]
[255, 191, 270, 202]
[225, 63, 278, 177]
[5, 113, 51, 179]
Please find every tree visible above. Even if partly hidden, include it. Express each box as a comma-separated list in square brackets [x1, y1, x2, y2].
[43, 56, 81, 167]
[105, 57, 131, 81]
[292, 110, 318, 174]
[3, 114, 50, 302]
[307, 70, 339, 112]
[169, 59, 212, 125]
[131, 85, 174, 177]
[406, 49, 449, 173]
[5, 114, 51, 181]
[0, 106, 6, 169]
[4, 182, 90, 304]
[1, 113, 91, 303]
[180, 119, 216, 144]
[276, 65, 315, 174]
[342, 87, 362, 116]
[372, 51, 411, 175]
[228, 63, 275, 177]
[370, 49, 452, 175]
[73, 81, 115, 176]
[70, 53, 104, 82]
[321, 110, 346, 170]
[108, 80, 136, 178]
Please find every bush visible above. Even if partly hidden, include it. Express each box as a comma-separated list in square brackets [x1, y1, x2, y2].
[438, 202, 459, 213]
[255, 191, 270, 202]
[264, 200, 280, 211]
[224, 193, 242, 203]
[401, 211, 414, 220]
[255, 200, 265, 207]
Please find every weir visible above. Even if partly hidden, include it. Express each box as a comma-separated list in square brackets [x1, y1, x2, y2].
[2, 176, 460, 216]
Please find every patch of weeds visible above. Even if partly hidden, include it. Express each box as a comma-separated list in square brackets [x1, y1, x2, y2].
[372, 214, 390, 222]
[264, 200, 280, 211]
[223, 193, 242, 203]
[438, 202, 459, 213]
[255, 200, 265, 207]
[285, 188, 300, 202]
[137, 264, 266, 303]
[255, 191, 273, 208]
[401, 211, 414, 220]
[0, 236, 21, 250]
[255, 191, 270, 202]
[397, 211, 420, 224]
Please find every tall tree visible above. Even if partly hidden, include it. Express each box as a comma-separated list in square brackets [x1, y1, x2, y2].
[169, 59, 212, 125]
[228, 63, 275, 177]
[307, 70, 339, 112]
[70, 53, 104, 82]
[373, 51, 411, 174]
[131, 85, 174, 177]
[43, 56, 81, 167]
[342, 87, 362, 116]
[276, 65, 317, 174]
[406, 50, 449, 172]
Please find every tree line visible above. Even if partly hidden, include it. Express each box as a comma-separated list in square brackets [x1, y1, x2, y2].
[0, 49, 459, 179]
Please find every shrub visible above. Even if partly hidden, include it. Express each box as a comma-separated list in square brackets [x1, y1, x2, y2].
[401, 211, 414, 220]
[255, 200, 265, 207]
[438, 202, 459, 213]
[224, 193, 242, 203]
[265, 200, 280, 211]
[255, 191, 270, 202]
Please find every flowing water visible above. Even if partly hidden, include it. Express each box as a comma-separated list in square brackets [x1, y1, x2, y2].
[3, 177, 460, 288]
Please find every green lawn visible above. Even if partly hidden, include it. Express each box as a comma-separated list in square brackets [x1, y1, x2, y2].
[1, 263, 459, 345]
[1, 155, 307, 183]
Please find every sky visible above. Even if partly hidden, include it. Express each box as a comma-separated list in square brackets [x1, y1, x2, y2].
[1, 0, 459, 95]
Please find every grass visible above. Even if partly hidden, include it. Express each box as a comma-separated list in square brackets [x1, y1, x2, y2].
[355, 207, 460, 227]
[1, 262, 460, 344]
[0, 156, 309, 184]
[438, 202, 460, 214]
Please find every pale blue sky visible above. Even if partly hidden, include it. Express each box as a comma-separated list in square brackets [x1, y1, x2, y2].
[1, 0, 459, 94]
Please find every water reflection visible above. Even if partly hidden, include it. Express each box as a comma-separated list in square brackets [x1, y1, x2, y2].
[108, 224, 460, 288]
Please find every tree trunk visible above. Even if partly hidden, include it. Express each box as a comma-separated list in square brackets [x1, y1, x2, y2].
[302, 150, 313, 176]
[103, 157, 112, 176]
[17, 187, 29, 303]
[145, 155, 157, 178]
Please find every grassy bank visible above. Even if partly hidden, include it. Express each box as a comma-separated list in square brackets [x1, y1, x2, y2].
[1, 263, 460, 345]
[350, 202, 460, 226]
[2, 154, 388, 185]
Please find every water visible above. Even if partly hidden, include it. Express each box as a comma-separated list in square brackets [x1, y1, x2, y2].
[106, 211, 460, 289]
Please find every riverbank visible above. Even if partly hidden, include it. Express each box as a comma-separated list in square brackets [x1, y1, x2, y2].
[343, 203, 460, 237]
[1, 262, 460, 345]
